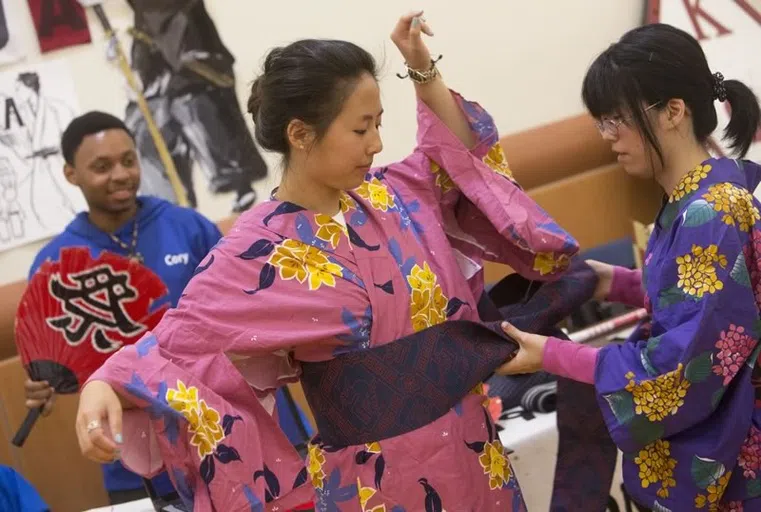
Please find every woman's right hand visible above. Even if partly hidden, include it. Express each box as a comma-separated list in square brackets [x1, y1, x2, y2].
[75, 380, 123, 464]
[585, 259, 615, 301]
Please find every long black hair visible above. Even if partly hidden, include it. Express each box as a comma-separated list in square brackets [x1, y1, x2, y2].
[582, 23, 760, 162]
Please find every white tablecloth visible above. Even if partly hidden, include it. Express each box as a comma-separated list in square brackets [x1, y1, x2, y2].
[84, 498, 187, 512]
[84, 498, 155, 512]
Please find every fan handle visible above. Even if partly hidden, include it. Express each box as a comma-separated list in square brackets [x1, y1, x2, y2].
[11, 406, 43, 447]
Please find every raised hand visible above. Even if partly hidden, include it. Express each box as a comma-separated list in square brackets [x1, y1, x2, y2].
[390, 10, 434, 70]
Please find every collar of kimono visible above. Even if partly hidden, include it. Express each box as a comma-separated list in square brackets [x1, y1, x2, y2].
[258, 193, 382, 263]
[300, 259, 598, 448]
[657, 157, 751, 230]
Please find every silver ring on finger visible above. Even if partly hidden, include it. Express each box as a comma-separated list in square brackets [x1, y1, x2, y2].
[86, 419, 102, 433]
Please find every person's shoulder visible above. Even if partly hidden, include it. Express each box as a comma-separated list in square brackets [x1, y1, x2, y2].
[28, 231, 80, 277]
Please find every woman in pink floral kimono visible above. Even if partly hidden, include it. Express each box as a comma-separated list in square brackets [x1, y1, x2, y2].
[74, 12, 579, 511]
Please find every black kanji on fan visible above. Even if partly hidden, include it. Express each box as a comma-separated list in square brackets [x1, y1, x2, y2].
[47, 265, 144, 353]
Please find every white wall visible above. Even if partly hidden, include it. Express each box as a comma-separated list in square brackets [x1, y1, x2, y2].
[0, 0, 645, 285]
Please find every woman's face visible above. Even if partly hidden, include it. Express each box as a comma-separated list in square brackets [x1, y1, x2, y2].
[597, 104, 665, 179]
[301, 73, 384, 192]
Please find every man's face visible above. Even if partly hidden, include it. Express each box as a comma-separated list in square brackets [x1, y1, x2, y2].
[64, 129, 141, 214]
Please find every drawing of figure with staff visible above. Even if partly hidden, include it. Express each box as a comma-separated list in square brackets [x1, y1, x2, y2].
[121, 0, 269, 213]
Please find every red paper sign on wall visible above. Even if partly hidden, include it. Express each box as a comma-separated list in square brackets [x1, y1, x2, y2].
[27, 0, 91, 53]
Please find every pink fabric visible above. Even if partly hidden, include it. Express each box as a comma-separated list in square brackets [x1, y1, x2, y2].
[543, 337, 599, 385]
[88, 92, 579, 511]
[608, 266, 645, 307]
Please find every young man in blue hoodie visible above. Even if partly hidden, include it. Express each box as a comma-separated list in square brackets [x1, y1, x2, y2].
[23, 111, 312, 506]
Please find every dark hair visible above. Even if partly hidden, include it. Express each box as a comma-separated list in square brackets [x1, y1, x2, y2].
[582, 23, 761, 160]
[247, 39, 377, 160]
[17, 72, 40, 94]
[61, 111, 134, 165]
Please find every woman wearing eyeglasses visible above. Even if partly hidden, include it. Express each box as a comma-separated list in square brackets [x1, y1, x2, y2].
[498, 23, 761, 511]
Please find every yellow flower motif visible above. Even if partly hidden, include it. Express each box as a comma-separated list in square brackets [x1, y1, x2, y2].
[706, 471, 732, 505]
[533, 252, 570, 276]
[268, 239, 310, 283]
[694, 471, 733, 510]
[355, 177, 395, 212]
[703, 183, 761, 232]
[407, 262, 449, 332]
[411, 313, 431, 333]
[307, 443, 326, 490]
[670, 163, 712, 202]
[314, 213, 347, 249]
[166, 380, 199, 415]
[267, 239, 344, 291]
[339, 192, 356, 214]
[365, 442, 381, 454]
[430, 160, 456, 194]
[635, 439, 677, 498]
[478, 440, 511, 490]
[483, 142, 514, 180]
[357, 477, 387, 512]
[676, 244, 727, 298]
[407, 262, 436, 290]
[625, 363, 691, 422]
[187, 400, 225, 458]
[470, 382, 489, 407]
[165, 380, 224, 459]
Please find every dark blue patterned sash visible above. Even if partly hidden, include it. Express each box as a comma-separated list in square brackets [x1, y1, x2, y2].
[300, 261, 598, 448]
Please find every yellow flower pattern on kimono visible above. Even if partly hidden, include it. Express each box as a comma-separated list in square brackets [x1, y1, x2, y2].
[307, 443, 327, 490]
[356, 477, 387, 512]
[470, 382, 490, 407]
[407, 262, 449, 332]
[694, 471, 732, 510]
[166, 379, 199, 415]
[625, 364, 691, 422]
[430, 161, 456, 194]
[533, 252, 571, 276]
[339, 192, 357, 214]
[483, 142, 514, 180]
[165, 380, 225, 459]
[355, 177, 396, 212]
[314, 213, 348, 249]
[670, 163, 712, 202]
[676, 244, 728, 298]
[267, 239, 343, 291]
[478, 439, 512, 490]
[635, 439, 677, 498]
[702, 182, 761, 232]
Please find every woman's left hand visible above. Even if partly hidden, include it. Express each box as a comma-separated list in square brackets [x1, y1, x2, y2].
[495, 322, 549, 375]
[390, 10, 434, 70]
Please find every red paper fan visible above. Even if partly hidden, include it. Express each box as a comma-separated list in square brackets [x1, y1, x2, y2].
[12, 246, 170, 446]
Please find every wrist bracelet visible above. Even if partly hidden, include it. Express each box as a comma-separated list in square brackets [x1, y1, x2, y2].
[397, 55, 443, 84]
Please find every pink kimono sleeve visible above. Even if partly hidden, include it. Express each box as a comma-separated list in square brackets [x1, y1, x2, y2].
[609, 266, 646, 307]
[89, 340, 311, 511]
[84, 214, 368, 511]
[391, 91, 579, 281]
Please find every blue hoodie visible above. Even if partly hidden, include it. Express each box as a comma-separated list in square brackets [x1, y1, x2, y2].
[0, 465, 49, 512]
[30, 196, 221, 496]
[30, 196, 313, 496]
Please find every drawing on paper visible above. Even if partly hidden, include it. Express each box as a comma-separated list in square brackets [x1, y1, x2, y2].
[120, 0, 269, 214]
[0, 59, 86, 253]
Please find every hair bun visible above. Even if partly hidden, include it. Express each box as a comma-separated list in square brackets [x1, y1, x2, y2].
[264, 47, 284, 73]
[247, 75, 264, 118]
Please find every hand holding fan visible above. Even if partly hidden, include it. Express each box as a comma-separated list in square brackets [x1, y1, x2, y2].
[12, 247, 170, 447]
